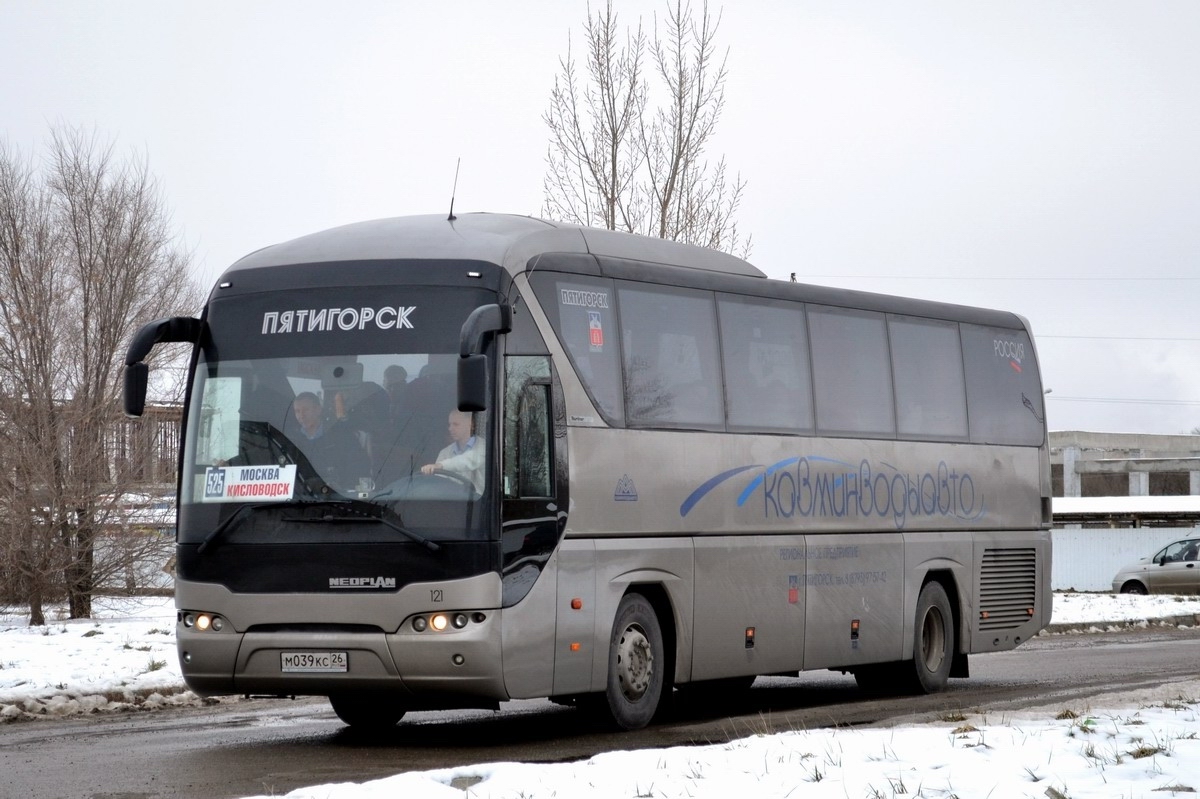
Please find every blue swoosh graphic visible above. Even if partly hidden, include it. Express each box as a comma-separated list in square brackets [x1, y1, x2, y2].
[679, 464, 762, 517]
[735, 457, 800, 507]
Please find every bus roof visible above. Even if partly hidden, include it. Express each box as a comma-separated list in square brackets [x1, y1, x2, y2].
[226, 212, 765, 279]
[223, 212, 1029, 332]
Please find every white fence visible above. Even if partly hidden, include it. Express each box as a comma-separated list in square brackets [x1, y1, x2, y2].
[1051, 526, 1198, 592]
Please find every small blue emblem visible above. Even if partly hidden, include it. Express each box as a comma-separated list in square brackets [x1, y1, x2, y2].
[614, 474, 638, 501]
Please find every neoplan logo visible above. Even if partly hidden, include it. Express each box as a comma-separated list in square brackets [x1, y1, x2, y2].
[329, 576, 397, 589]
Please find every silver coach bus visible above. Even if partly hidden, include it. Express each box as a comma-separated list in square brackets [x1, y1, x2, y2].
[124, 213, 1052, 731]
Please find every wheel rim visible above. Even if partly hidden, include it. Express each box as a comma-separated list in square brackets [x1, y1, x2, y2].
[616, 623, 654, 701]
[919, 606, 946, 672]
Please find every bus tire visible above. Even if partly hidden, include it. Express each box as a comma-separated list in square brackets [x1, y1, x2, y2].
[909, 580, 954, 694]
[605, 593, 666, 730]
[329, 693, 406, 730]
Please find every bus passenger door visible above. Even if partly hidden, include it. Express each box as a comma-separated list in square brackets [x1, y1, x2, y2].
[499, 355, 571, 697]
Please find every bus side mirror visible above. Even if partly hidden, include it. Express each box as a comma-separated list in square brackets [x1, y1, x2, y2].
[124, 362, 150, 417]
[122, 316, 202, 418]
[456, 303, 511, 413]
[458, 354, 488, 412]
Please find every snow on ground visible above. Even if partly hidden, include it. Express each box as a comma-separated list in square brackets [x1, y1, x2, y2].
[3, 592, 1200, 798]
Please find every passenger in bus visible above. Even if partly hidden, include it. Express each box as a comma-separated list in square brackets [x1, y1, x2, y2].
[383, 364, 408, 421]
[290, 391, 371, 490]
[419, 409, 484, 494]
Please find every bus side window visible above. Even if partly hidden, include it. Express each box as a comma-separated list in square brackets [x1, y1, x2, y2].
[504, 356, 553, 498]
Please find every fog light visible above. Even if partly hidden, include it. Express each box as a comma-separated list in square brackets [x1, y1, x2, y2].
[183, 613, 195, 628]
[452, 613, 468, 629]
[412, 616, 428, 632]
[471, 612, 486, 624]
[431, 614, 449, 632]
[452, 654, 465, 666]
[182, 651, 191, 663]
[211, 617, 224, 632]
[196, 614, 211, 632]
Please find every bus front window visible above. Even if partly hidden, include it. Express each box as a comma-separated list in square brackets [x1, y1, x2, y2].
[180, 350, 492, 546]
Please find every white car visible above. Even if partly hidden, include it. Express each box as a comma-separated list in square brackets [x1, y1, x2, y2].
[1112, 537, 1200, 595]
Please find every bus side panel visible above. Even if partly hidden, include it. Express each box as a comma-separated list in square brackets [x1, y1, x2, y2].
[553, 539, 597, 695]
[802, 533, 905, 671]
[590, 538, 695, 693]
[501, 553, 559, 699]
[691, 535, 805, 681]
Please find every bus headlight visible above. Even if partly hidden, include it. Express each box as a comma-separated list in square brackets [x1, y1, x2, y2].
[181, 611, 224, 632]
[408, 611, 487, 633]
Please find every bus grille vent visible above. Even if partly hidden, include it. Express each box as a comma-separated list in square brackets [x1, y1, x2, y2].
[979, 547, 1037, 631]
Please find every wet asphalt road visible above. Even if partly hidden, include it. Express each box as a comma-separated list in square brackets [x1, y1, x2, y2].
[3, 627, 1198, 799]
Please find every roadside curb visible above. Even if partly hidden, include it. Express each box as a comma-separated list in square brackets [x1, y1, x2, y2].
[1044, 613, 1200, 635]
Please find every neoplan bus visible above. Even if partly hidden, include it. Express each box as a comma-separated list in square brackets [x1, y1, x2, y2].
[124, 213, 1052, 731]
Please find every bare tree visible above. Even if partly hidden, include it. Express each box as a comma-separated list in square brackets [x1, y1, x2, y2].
[543, 0, 750, 256]
[543, 2, 648, 233]
[0, 144, 65, 625]
[0, 127, 201, 624]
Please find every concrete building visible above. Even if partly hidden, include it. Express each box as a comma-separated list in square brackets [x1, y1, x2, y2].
[1051, 430, 1200, 499]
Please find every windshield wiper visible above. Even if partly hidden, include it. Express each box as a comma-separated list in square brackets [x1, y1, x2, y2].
[196, 502, 278, 555]
[284, 499, 441, 552]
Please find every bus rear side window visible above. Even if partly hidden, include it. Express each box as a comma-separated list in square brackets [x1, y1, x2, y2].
[809, 306, 895, 437]
[961, 324, 1045, 446]
[889, 315, 968, 440]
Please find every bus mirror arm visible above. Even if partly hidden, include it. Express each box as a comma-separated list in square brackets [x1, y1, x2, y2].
[123, 316, 202, 418]
[458, 303, 512, 358]
[457, 304, 511, 413]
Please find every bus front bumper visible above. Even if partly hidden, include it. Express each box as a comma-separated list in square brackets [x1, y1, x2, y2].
[177, 611, 507, 705]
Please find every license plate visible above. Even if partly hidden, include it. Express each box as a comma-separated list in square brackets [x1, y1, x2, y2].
[280, 651, 348, 673]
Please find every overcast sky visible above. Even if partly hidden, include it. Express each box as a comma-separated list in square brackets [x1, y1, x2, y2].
[2, 1, 1198, 435]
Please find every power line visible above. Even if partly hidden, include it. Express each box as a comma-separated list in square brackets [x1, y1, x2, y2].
[1037, 334, 1200, 343]
[1046, 396, 1200, 407]
[802, 275, 1199, 281]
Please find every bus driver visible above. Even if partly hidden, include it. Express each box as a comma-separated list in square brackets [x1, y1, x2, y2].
[420, 409, 484, 494]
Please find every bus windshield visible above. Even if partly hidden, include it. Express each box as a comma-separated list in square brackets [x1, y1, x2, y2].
[177, 285, 496, 546]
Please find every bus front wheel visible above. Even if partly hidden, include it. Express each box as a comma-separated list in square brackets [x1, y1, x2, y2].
[605, 593, 666, 730]
[329, 693, 406, 730]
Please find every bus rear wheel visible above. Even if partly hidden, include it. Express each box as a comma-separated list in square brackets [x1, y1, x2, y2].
[329, 693, 407, 730]
[854, 581, 954, 695]
[605, 593, 666, 730]
[908, 580, 954, 693]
